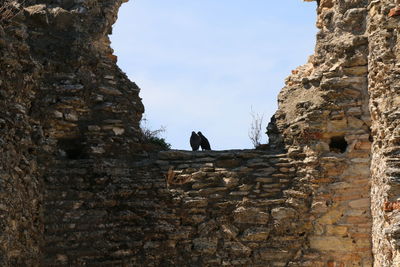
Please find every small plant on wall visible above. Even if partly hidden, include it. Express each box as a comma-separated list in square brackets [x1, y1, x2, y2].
[140, 116, 171, 151]
[248, 108, 265, 148]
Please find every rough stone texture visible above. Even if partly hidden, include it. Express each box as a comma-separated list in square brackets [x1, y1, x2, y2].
[1, 0, 145, 266]
[0, 9, 43, 266]
[270, 0, 372, 265]
[44, 150, 310, 266]
[4, 0, 400, 266]
[368, 0, 400, 266]
[24, 0, 145, 159]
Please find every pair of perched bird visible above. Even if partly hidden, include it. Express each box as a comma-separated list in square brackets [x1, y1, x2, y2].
[190, 131, 211, 151]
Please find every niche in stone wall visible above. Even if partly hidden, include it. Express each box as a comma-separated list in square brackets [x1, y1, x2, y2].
[58, 138, 87, 159]
[110, 1, 317, 150]
[329, 136, 348, 153]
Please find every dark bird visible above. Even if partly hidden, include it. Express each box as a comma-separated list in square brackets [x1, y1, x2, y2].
[190, 131, 201, 151]
[198, 131, 211, 150]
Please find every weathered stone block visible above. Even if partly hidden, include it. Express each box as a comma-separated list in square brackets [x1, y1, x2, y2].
[309, 236, 355, 251]
[241, 227, 270, 241]
[271, 207, 297, 220]
[221, 224, 239, 238]
[233, 207, 269, 224]
[349, 198, 370, 209]
[215, 159, 242, 168]
[183, 198, 208, 208]
[223, 177, 239, 188]
[193, 238, 218, 254]
[258, 249, 292, 261]
[256, 177, 274, 183]
[224, 241, 252, 256]
[326, 225, 348, 236]
[317, 208, 343, 224]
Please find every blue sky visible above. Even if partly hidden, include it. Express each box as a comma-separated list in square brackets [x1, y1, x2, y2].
[110, 0, 317, 150]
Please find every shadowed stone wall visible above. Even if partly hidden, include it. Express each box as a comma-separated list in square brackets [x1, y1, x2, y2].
[44, 150, 311, 266]
[1, 0, 145, 265]
[6, 0, 400, 266]
[0, 16, 43, 266]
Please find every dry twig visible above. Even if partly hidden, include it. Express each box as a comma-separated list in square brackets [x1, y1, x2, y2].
[248, 108, 265, 148]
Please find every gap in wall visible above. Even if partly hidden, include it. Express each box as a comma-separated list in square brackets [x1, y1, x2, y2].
[110, 0, 317, 150]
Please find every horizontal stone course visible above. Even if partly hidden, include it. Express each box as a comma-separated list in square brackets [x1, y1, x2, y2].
[0, 0, 379, 265]
[43, 149, 307, 266]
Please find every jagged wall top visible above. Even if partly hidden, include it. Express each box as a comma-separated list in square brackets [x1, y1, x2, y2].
[14, 0, 146, 159]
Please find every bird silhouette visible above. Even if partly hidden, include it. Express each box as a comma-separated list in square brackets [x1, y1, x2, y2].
[197, 131, 211, 150]
[190, 131, 201, 151]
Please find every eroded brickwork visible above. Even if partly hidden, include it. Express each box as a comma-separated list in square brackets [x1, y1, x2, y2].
[1, 0, 145, 265]
[271, 0, 372, 265]
[44, 150, 312, 266]
[368, 1, 400, 266]
[0, 12, 43, 266]
[4, 0, 400, 266]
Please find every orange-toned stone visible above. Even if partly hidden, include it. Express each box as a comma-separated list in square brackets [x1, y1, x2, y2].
[107, 54, 118, 62]
[383, 201, 400, 211]
[389, 7, 400, 17]
[327, 261, 345, 267]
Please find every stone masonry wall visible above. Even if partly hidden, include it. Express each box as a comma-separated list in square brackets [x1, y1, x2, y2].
[1, 0, 146, 265]
[368, 1, 400, 266]
[44, 150, 315, 266]
[24, 0, 145, 159]
[6, 0, 400, 265]
[0, 10, 44, 266]
[271, 0, 373, 265]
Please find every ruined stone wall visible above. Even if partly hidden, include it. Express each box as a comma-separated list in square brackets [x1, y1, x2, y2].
[0, 0, 145, 265]
[271, 0, 372, 265]
[44, 150, 313, 266]
[0, 12, 44, 266]
[368, 1, 400, 266]
[5, 0, 400, 266]
[23, 0, 144, 159]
